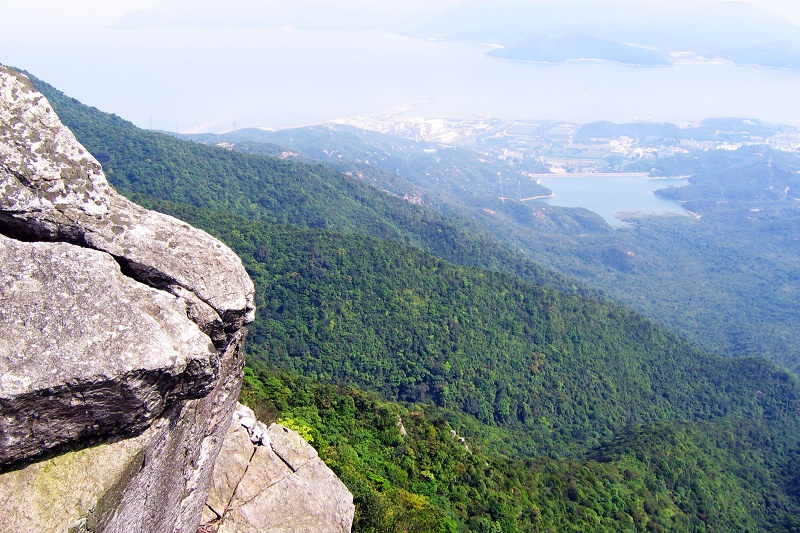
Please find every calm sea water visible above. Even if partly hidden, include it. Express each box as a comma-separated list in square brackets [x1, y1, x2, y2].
[539, 175, 690, 227]
[8, 28, 800, 132]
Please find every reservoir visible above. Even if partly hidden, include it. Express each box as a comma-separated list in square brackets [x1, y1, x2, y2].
[537, 174, 690, 227]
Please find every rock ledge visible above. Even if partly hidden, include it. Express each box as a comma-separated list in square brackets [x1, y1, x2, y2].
[201, 404, 355, 533]
[0, 64, 254, 533]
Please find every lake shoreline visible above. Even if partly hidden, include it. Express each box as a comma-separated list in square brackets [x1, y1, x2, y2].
[538, 174, 690, 227]
[527, 172, 650, 178]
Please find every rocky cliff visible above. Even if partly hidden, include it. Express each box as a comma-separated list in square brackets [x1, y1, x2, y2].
[200, 404, 354, 533]
[0, 65, 352, 532]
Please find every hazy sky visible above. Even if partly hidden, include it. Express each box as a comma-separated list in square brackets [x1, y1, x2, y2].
[3, 0, 797, 29]
[3, 1, 800, 131]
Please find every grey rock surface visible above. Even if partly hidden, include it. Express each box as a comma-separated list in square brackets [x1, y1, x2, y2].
[0, 234, 216, 463]
[98, 333, 246, 533]
[0, 64, 255, 532]
[0, 420, 158, 532]
[0, 65, 255, 337]
[200, 404, 355, 533]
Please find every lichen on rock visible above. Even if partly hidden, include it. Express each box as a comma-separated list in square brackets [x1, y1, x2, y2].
[0, 64, 255, 533]
[0, 63, 354, 533]
[0, 65, 255, 335]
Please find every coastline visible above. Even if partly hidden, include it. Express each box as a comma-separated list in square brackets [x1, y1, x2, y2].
[520, 194, 555, 201]
[484, 53, 800, 72]
[486, 55, 672, 68]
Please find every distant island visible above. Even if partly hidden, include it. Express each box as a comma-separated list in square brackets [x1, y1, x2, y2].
[721, 42, 800, 70]
[486, 33, 800, 70]
[486, 33, 671, 66]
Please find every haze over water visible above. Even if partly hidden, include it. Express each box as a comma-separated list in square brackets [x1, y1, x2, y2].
[6, 27, 800, 133]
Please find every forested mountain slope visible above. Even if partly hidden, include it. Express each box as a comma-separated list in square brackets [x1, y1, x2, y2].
[183, 123, 800, 373]
[243, 365, 800, 532]
[28, 73, 587, 298]
[179, 124, 551, 205]
[23, 69, 800, 532]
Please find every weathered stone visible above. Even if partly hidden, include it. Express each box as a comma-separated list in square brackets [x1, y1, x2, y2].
[0, 423, 154, 532]
[0, 336, 245, 533]
[200, 407, 354, 533]
[0, 234, 216, 464]
[0, 63, 354, 533]
[205, 419, 256, 520]
[250, 422, 269, 445]
[223, 453, 354, 533]
[268, 423, 319, 472]
[0, 65, 255, 339]
[0, 64, 254, 532]
[97, 334, 245, 533]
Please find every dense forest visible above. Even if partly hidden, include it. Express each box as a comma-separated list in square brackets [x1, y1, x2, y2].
[27, 70, 800, 532]
[243, 364, 800, 532]
[183, 122, 800, 373]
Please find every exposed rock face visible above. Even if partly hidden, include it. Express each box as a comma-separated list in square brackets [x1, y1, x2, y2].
[200, 405, 355, 533]
[0, 65, 254, 343]
[0, 64, 255, 532]
[0, 64, 355, 533]
[0, 235, 217, 463]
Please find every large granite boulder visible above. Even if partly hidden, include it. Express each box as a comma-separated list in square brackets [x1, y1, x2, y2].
[0, 64, 354, 533]
[200, 404, 355, 533]
[0, 64, 254, 532]
[0, 64, 255, 343]
[0, 235, 217, 464]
